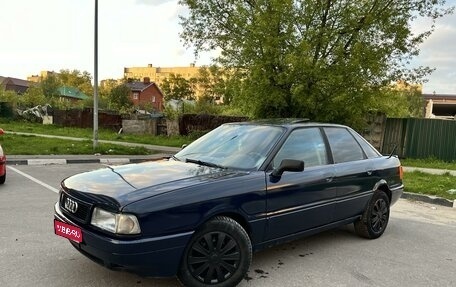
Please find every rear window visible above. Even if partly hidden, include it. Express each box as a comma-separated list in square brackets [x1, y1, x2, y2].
[350, 131, 381, 158]
[324, 127, 365, 163]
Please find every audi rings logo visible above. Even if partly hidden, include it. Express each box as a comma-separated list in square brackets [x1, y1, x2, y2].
[64, 198, 79, 214]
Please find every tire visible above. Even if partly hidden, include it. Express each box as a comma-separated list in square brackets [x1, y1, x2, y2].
[0, 172, 5, 184]
[178, 216, 252, 287]
[354, 191, 390, 239]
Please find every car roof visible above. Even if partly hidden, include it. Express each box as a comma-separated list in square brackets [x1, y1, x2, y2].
[225, 118, 349, 129]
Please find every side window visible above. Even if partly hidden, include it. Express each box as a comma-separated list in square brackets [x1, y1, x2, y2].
[324, 127, 365, 163]
[273, 128, 328, 168]
[350, 130, 381, 158]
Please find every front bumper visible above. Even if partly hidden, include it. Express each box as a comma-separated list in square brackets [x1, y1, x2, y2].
[54, 203, 193, 277]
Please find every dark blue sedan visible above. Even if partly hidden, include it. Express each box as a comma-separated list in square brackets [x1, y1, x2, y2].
[54, 120, 403, 287]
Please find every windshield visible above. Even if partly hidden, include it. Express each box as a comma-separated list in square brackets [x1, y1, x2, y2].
[175, 124, 285, 170]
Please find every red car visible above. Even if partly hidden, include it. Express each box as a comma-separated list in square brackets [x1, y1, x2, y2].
[0, 128, 5, 184]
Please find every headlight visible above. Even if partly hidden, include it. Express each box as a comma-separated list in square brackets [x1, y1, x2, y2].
[90, 207, 141, 235]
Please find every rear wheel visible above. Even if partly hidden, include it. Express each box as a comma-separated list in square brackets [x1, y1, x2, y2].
[355, 191, 390, 239]
[178, 216, 252, 287]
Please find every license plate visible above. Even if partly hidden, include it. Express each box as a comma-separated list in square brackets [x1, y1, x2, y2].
[54, 219, 83, 243]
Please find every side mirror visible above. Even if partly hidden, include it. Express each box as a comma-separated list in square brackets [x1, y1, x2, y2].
[181, 144, 188, 150]
[271, 159, 304, 177]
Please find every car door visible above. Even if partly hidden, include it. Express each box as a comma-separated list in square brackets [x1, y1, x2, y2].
[323, 127, 376, 221]
[265, 127, 337, 240]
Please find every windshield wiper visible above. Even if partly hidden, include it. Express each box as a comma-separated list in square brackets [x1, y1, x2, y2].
[185, 158, 226, 169]
[171, 155, 181, 161]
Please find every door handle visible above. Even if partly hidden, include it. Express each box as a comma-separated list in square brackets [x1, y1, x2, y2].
[366, 170, 373, 176]
[323, 173, 334, 182]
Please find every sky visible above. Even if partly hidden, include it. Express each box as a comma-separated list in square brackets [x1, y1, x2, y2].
[1, 0, 455, 94]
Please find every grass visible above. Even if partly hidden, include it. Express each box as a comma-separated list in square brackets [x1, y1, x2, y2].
[0, 134, 153, 155]
[401, 158, 456, 171]
[403, 171, 456, 201]
[0, 119, 195, 148]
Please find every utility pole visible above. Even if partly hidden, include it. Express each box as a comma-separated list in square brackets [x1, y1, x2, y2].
[93, 0, 99, 150]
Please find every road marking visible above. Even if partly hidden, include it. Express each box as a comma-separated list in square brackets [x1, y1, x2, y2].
[8, 166, 59, 193]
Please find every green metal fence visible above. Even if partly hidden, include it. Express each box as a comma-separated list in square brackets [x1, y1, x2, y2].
[382, 118, 456, 161]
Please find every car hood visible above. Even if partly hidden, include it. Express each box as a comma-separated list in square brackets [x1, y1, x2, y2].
[62, 159, 247, 209]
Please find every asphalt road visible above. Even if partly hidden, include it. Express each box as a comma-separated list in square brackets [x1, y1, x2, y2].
[1, 163, 455, 287]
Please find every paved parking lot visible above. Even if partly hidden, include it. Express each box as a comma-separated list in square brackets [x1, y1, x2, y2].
[1, 163, 455, 287]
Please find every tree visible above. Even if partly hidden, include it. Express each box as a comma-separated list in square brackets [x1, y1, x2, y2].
[196, 65, 236, 104]
[179, 0, 452, 127]
[19, 85, 46, 108]
[0, 89, 18, 104]
[58, 69, 93, 96]
[161, 73, 196, 101]
[109, 84, 133, 112]
[99, 79, 120, 109]
[373, 86, 424, 118]
[40, 74, 60, 98]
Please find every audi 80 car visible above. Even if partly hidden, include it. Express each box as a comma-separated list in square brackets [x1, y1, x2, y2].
[54, 120, 403, 287]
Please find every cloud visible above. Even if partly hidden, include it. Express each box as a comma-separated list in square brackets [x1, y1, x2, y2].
[136, 0, 175, 5]
[411, 7, 456, 93]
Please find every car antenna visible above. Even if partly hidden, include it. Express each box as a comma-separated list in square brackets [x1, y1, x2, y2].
[292, 118, 310, 124]
[388, 144, 398, 159]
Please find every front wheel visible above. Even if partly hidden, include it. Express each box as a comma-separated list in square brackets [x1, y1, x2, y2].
[178, 216, 252, 287]
[354, 191, 390, 239]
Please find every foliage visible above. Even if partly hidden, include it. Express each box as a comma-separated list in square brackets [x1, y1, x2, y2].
[2, 69, 96, 112]
[19, 85, 46, 108]
[179, 0, 453, 128]
[372, 85, 424, 118]
[109, 84, 133, 112]
[194, 65, 245, 105]
[0, 90, 19, 107]
[163, 103, 180, 120]
[40, 74, 60, 98]
[58, 69, 93, 96]
[196, 65, 229, 103]
[161, 73, 196, 101]
[99, 79, 119, 103]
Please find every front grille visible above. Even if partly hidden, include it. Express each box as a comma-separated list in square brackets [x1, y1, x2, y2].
[60, 192, 93, 224]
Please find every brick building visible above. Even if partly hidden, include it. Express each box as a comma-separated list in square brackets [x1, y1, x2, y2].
[125, 78, 164, 112]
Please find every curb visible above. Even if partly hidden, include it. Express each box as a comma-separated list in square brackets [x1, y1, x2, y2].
[401, 192, 455, 208]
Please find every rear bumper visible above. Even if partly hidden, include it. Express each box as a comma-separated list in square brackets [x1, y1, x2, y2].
[390, 184, 404, 206]
[54, 203, 193, 277]
[0, 155, 6, 175]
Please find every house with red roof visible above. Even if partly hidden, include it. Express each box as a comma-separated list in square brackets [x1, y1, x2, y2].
[125, 77, 164, 112]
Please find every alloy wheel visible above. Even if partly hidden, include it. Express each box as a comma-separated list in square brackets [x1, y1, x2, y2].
[371, 198, 388, 233]
[188, 231, 241, 284]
